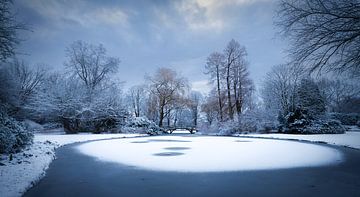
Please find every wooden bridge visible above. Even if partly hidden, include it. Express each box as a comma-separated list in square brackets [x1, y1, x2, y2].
[164, 127, 197, 134]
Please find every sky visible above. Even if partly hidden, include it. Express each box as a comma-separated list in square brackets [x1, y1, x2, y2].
[14, 0, 288, 94]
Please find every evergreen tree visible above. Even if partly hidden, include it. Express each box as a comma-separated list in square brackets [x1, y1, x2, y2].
[297, 78, 326, 118]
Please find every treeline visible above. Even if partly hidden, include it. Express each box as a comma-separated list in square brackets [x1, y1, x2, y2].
[1, 40, 204, 136]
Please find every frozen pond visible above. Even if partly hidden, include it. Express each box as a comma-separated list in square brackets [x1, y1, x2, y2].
[77, 135, 343, 172]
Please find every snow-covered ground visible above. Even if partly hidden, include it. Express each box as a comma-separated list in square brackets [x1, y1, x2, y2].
[0, 133, 146, 197]
[235, 130, 360, 149]
[78, 135, 343, 173]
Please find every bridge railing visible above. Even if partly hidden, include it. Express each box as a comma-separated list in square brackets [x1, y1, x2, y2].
[163, 126, 198, 134]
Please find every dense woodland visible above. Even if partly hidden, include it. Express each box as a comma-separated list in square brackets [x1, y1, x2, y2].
[1, 0, 360, 154]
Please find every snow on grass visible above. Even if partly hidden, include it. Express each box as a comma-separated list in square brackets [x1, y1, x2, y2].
[0, 133, 146, 197]
[235, 131, 360, 149]
[35, 133, 146, 146]
[77, 135, 343, 173]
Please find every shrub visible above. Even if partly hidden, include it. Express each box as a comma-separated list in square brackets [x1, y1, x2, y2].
[23, 119, 44, 133]
[283, 107, 311, 134]
[329, 113, 360, 125]
[218, 120, 240, 135]
[0, 109, 33, 154]
[302, 119, 345, 134]
[62, 107, 127, 134]
[282, 107, 345, 134]
[122, 116, 163, 135]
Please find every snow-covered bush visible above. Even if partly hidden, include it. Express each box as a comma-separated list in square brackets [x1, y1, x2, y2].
[122, 116, 163, 135]
[357, 120, 360, 128]
[0, 109, 33, 154]
[218, 120, 241, 135]
[301, 119, 345, 134]
[23, 119, 44, 133]
[197, 121, 220, 134]
[42, 122, 63, 130]
[282, 107, 345, 134]
[62, 105, 127, 134]
[329, 113, 360, 125]
[240, 110, 278, 133]
[282, 107, 310, 133]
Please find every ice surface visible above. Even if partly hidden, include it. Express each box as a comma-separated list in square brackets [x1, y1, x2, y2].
[0, 133, 145, 197]
[78, 135, 343, 172]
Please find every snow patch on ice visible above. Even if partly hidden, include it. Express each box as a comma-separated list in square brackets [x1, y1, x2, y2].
[77, 136, 343, 172]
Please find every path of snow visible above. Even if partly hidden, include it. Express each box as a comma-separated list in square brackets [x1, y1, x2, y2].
[0, 133, 146, 197]
[235, 131, 360, 149]
[77, 135, 343, 173]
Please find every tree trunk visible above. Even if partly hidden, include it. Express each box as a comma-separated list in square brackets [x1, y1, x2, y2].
[233, 80, 241, 117]
[226, 65, 233, 120]
[216, 65, 223, 121]
[158, 100, 165, 127]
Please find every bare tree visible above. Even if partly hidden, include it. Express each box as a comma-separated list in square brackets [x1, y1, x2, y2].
[146, 68, 188, 127]
[277, 0, 360, 76]
[128, 85, 145, 117]
[231, 58, 254, 117]
[0, 0, 26, 62]
[187, 91, 202, 127]
[317, 77, 360, 112]
[10, 60, 46, 103]
[0, 59, 46, 107]
[261, 64, 307, 120]
[223, 39, 247, 119]
[205, 52, 225, 121]
[201, 94, 219, 125]
[204, 39, 252, 121]
[65, 41, 120, 92]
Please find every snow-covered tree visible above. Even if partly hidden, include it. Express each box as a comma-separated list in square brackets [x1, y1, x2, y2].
[127, 85, 146, 117]
[25, 42, 126, 133]
[146, 68, 188, 127]
[297, 78, 326, 118]
[65, 40, 120, 97]
[205, 52, 225, 121]
[204, 39, 254, 123]
[0, 60, 46, 117]
[261, 64, 306, 122]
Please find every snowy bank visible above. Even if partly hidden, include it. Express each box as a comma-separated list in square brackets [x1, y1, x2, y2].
[235, 131, 360, 149]
[78, 136, 343, 173]
[0, 133, 146, 197]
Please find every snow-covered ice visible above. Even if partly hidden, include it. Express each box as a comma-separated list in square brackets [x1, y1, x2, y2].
[0, 133, 146, 197]
[77, 135, 343, 172]
[235, 131, 360, 149]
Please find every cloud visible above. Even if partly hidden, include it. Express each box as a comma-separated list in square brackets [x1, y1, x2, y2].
[172, 0, 272, 32]
[21, 0, 129, 28]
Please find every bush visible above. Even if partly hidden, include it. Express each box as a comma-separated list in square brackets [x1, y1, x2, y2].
[62, 107, 127, 134]
[282, 107, 345, 134]
[282, 107, 311, 134]
[23, 119, 44, 133]
[329, 113, 360, 125]
[357, 120, 360, 128]
[218, 120, 240, 135]
[302, 119, 345, 134]
[122, 116, 163, 135]
[0, 110, 33, 154]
